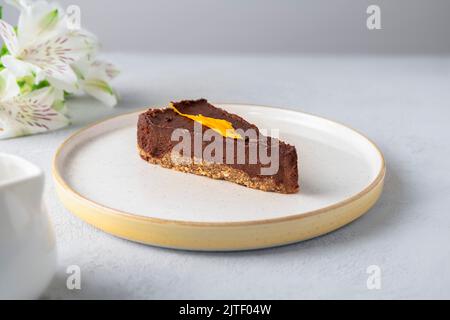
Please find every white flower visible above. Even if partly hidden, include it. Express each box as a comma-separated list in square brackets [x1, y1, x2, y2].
[72, 59, 120, 107]
[0, 0, 98, 93]
[0, 0, 119, 139]
[0, 70, 69, 139]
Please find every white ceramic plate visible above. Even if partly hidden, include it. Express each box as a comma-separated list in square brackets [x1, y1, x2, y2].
[53, 104, 385, 251]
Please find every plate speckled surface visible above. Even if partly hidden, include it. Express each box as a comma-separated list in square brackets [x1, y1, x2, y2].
[53, 103, 385, 251]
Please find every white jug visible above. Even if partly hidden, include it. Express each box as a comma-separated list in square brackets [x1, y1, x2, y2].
[0, 153, 57, 299]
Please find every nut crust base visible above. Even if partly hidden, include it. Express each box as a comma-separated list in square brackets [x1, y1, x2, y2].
[138, 147, 297, 194]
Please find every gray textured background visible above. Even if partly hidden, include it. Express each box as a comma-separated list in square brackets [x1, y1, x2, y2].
[2, 0, 450, 54]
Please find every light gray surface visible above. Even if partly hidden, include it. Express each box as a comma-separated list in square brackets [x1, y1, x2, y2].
[3, 0, 450, 54]
[1, 53, 450, 299]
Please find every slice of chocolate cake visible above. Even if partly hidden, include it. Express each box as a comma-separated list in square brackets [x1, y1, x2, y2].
[137, 99, 299, 194]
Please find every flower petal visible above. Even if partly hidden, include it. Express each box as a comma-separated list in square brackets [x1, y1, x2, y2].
[1, 55, 42, 79]
[49, 86, 69, 115]
[0, 69, 20, 101]
[82, 79, 118, 107]
[73, 59, 119, 82]
[0, 20, 19, 56]
[90, 60, 120, 81]
[16, 1, 65, 46]
[18, 27, 98, 89]
[71, 57, 90, 80]
[67, 28, 99, 58]
[0, 86, 69, 139]
[46, 71, 79, 93]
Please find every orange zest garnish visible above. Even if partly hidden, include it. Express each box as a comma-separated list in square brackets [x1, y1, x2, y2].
[170, 103, 243, 140]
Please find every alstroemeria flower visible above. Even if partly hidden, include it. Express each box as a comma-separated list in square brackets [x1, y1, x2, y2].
[0, 0, 119, 139]
[72, 59, 120, 107]
[0, 0, 98, 93]
[0, 70, 69, 139]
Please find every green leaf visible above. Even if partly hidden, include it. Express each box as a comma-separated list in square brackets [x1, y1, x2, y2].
[0, 6, 3, 20]
[32, 80, 50, 91]
[0, 45, 8, 70]
[0, 45, 9, 57]
[17, 77, 50, 95]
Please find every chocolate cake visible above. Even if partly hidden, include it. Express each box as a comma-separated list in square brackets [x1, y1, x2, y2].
[137, 99, 299, 194]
